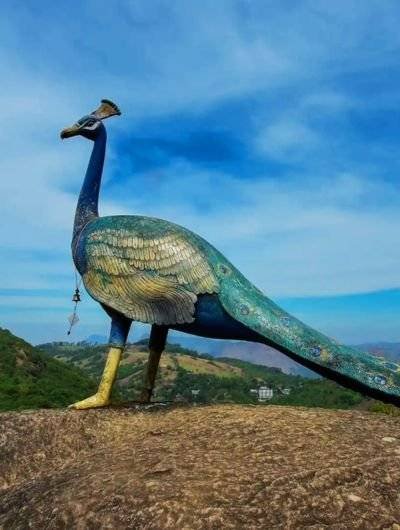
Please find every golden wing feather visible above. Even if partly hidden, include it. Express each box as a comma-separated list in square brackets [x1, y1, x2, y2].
[83, 226, 219, 325]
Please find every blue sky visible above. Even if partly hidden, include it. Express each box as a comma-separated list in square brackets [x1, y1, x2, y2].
[1, 1, 400, 345]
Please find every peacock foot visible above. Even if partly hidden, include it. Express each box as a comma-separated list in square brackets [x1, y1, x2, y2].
[68, 393, 110, 410]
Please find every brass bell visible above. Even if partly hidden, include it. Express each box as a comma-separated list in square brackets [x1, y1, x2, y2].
[72, 288, 81, 303]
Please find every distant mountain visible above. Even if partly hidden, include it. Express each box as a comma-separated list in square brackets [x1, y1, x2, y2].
[150, 332, 318, 378]
[41, 340, 364, 409]
[168, 335, 400, 378]
[357, 342, 400, 363]
[1, 327, 396, 413]
[0, 328, 95, 411]
[79, 331, 318, 378]
[82, 334, 400, 379]
[209, 341, 318, 378]
[214, 341, 400, 379]
[84, 334, 108, 345]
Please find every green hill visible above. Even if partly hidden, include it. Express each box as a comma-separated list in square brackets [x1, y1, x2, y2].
[1, 329, 396, 412]
[40, 340, 365, 410]
[0, 328, 96, 411]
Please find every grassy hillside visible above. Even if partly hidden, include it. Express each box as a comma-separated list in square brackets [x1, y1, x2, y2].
[0, 328, 96, 411]
[1, 329, 396, 412]
[40, 340, 366, 410]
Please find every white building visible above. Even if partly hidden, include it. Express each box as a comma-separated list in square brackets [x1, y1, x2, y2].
[257, 386, 273, 402]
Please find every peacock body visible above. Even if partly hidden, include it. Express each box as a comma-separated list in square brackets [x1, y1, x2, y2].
[62, 100, 400, 409]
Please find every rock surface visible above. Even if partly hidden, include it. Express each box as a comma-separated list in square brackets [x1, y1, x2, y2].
[1, 404, 400, 529]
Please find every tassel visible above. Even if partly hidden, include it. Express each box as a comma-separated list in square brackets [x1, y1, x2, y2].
[67, 270, 82, 335]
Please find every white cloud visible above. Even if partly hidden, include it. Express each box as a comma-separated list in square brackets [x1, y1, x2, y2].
[2, 1, 400, 342]
[114, 165, 400, 298]
[256, 119, 320, 159]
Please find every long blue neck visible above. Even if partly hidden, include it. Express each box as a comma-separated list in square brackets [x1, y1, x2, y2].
[73, 126, 106, 242]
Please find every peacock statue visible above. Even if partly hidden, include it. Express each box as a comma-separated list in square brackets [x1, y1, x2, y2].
[61, 99, 400, 409]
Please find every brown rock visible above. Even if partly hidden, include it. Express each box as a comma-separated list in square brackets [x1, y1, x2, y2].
[1, 405, 400, 529]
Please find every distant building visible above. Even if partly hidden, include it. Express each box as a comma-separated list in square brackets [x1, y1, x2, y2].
[257, 386, 273, 402]
[281, 388, 291, 395]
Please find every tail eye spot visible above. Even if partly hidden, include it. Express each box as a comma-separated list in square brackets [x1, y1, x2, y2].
[373, 375, 387, 386]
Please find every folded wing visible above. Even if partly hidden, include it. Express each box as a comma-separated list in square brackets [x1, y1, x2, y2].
[82, 222, 219, 325]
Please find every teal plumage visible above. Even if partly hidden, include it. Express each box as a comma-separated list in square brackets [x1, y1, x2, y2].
[77, 214, 400, 402]
[61, 99, 400, 408]
[78, 216, 218, 325]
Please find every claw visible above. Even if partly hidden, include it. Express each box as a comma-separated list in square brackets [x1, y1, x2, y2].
[68, 393, 110, 410]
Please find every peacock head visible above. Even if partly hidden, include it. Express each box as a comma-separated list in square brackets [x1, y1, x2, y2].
[60, 99, 121, 141]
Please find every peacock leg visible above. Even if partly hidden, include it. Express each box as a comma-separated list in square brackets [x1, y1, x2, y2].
[69, 313, 131, 410]
[139, 325, 168, 403]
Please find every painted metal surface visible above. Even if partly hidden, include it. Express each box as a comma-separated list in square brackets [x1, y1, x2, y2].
[79, 216, 218, 325]
[63, 100, 400, 408]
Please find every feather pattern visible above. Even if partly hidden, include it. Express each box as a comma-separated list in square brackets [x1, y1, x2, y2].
[66, 105, 400, 407]
[74, 214, 400, 402]
[77, 216, 219, 325]
[213, 259, 400, 401]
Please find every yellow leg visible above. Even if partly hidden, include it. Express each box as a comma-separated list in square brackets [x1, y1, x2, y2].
[69, 346, 122, 410]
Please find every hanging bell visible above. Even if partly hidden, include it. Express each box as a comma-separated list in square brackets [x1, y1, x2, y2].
[72, 288, 81, 303]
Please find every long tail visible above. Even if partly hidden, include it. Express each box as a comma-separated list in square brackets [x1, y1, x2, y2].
[218, 269, 400, 406]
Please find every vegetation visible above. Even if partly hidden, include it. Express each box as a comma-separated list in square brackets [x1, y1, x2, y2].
[0, 328, 96, 411]
[41, 340, 366, 410]
[39, 341, 106, 378]
[367, 400, 400, 416]
[1, 330, 394, 413]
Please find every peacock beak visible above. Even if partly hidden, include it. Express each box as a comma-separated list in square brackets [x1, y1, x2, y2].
[60, 124, 80, 139]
